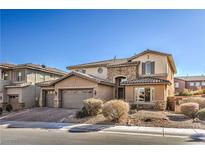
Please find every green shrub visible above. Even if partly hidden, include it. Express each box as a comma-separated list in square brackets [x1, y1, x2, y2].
[178, 89, 192, 96]
[203, 89, 205, 94]
[181, 97, 205, 109]
[193, 89, 204, 95]
[83, 98, 104, 116]
[102, 99, 129, 123]
[6, 104, 13, 112]
[197, 108, 205, 120]
[180, 102, 199, 118]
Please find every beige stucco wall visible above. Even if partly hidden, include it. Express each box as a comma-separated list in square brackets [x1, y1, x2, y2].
[167, 62, 175, 96]
[54, 75, 98, 107]
[39, 75, 114, 108]
[97, 84, 114, 101]
[22, 86, 40, 108]
[131, 53, 168, 76]
[70, 67, 108, 79]
[125, 84, 166, 104]
[55, 75, 98, 89]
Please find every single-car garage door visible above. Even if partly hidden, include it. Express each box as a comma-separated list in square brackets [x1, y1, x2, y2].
[45, 90, 55, 107]
[62, 89, 93, 109]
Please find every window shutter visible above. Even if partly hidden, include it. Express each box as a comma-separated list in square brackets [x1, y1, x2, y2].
[151, 62, 155, 74]
[142, 63, 145, 75]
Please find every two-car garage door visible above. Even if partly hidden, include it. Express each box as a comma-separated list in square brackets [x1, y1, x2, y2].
[61, 89, 93, 109]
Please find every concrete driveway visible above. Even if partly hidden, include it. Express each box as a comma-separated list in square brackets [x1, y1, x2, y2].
[0, 107, 78, 123]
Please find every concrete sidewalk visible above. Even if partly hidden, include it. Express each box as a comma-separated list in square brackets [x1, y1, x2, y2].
[1, 120, 205, 137]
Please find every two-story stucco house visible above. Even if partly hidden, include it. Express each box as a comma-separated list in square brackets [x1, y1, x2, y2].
[0, 63, 66, 110]
[39, 49, 176, 110]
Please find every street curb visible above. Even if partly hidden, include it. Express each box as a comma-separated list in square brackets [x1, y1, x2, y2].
[1, 120, 205, 137]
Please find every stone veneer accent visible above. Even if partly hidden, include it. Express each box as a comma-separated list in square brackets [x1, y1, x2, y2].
[107, 65, 139, 81]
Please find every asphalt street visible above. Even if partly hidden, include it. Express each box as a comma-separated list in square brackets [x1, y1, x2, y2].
[1, 127, 205, 145]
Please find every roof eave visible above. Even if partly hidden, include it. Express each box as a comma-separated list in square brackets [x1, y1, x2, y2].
[67, 64, 108, 70]
[14, 66, 66, 76]
[167, 56, 177, 74]
[121, 82, 170, 86]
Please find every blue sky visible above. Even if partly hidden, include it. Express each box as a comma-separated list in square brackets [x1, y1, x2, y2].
[1, 10, 205, 75]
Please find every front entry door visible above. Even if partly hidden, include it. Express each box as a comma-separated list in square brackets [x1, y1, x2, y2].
[118, 87, 125, 99]
[115, 76, 126, 99]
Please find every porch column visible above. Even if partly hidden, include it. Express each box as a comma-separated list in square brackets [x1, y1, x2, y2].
[55, 89, 61, 108]
[39, 89, 43, 107]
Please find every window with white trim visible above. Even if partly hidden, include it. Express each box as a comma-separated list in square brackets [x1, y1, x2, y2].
[145, 62, 152, 75]
[175, 82, 179, 88]
[202, 82, 205, 86]
[189, 82, 194, 86]
[135, 87, 154, 103]
[4, 73, 8, 80]
[17, 72, 22, 81]
[195, 82, 200, 87]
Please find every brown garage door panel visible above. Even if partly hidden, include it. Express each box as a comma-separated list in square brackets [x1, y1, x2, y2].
[62, 89, 93, 109]
[45, 90, 55, 107]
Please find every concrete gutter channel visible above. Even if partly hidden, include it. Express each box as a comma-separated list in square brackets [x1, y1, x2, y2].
[1, 120, 205, 137]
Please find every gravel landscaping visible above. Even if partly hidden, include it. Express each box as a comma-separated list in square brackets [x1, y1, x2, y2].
[1, 107, 205, 129]
[128, 110, 205, 129]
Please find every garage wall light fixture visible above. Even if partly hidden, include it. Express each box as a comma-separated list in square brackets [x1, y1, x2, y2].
[94, 90, 97, 95]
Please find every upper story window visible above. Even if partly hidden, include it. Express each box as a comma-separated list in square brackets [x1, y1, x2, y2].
[202, 82, 205, 86]
[3, 72, 9, 80]
[175, 82, 179, 88]
[98, 67, 103, 74]
[145, 62, 152, 75]
[40, 74, 44, 79]
[195, 82, 200, 87]
[142, 61, 155, 75]
[17, 72, 22, 81]
[189, 82, 194, 86]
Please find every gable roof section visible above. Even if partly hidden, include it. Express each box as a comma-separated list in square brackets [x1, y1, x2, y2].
[38, 71, 115, 87]
[175, 76, 205, 81]
[67, 58, 127, 70]
[128, 49, 177, 74]
[0, 63, 66, 76]
[121, 77, 171, 85]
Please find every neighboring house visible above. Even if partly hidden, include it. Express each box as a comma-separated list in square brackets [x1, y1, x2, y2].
[174, 76, 205, 94]
[39, 49, 176, 109]
[0, 63, 66, 110]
